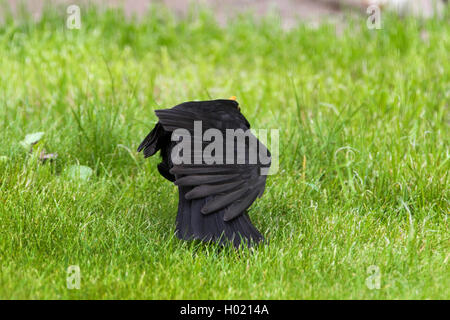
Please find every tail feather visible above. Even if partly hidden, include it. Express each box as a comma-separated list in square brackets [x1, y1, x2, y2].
[175, 187, 264, 248]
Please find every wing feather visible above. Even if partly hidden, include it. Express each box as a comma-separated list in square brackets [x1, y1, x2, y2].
[185, 180, 245, 200]
[174, 174, 240, 186]
[201, 185, 250, 214]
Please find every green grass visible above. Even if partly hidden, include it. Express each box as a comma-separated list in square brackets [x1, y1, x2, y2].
[0, 3, 449, 299]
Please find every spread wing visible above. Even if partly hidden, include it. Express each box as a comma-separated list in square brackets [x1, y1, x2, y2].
[155, 105, 270, 222]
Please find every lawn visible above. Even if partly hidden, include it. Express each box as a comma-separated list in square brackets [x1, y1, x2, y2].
[0, 4, 448, 299]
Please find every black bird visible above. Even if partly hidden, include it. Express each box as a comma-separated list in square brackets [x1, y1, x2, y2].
[137, 99, 270, 248]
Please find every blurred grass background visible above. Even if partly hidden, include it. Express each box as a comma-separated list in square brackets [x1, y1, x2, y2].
[0, 2, 448, 299]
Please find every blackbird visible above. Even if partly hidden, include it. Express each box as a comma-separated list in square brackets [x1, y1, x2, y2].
[137, 99, 271, 248]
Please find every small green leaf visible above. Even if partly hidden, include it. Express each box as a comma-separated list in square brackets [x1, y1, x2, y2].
[66, 165, 93, 181]
[23, 132, 45, 145]
[20, 132, 45, 149]
[20, 141, 30, 149]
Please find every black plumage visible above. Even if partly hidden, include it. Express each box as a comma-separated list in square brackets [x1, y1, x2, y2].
[138, 99, 270, 248]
